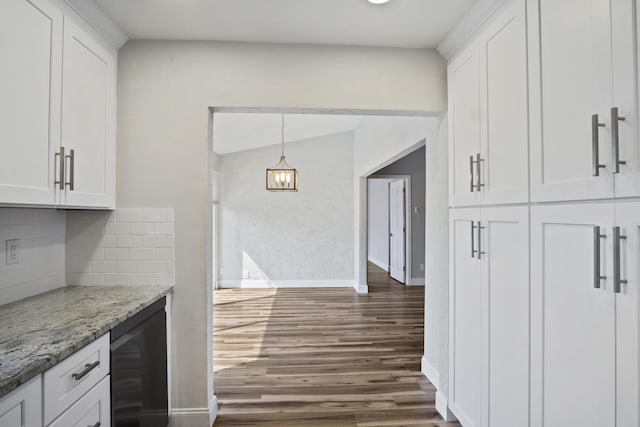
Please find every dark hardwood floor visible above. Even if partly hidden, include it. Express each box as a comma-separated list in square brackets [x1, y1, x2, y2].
[212, 263, 459, 426]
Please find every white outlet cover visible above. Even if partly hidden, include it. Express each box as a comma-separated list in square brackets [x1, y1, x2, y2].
[6, 239, 19, 265]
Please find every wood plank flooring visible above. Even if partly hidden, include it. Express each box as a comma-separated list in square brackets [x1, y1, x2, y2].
[213, 263, 459, 426]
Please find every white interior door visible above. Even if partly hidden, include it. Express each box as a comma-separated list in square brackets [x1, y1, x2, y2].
[613, 201, 639, 426]
[528, 0, 614, 202]
[530, 203, 615, 427]
[481, 206, 529, 427]
[0, 0, 62, 205]
[389, 180, 406, 283]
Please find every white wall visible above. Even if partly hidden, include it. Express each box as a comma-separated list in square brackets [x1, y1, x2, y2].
[217, 131, 354, 287]
[423, 115, 449, 401]
[367, 179, 391, 271]
[373, 146, 426, 281]
[0, 208, 66, 305]
[116, 39, 446, 419]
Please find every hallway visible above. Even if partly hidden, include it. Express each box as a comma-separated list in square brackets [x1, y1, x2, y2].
[212, 263, 458, 426]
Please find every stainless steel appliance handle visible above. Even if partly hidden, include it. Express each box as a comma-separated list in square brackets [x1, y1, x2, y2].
[65, 149, 75, 191]
[613, 226, 628, 293]
[611, 107, 626, 174]
[54, 146, 65, 190]
[594, 226, 606, 288]
[592, 114, 606, 176]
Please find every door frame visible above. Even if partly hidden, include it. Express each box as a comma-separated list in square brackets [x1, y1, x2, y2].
[368, 174, 412, 285]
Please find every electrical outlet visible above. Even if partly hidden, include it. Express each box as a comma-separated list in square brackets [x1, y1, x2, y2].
[420, 263, 425, 272]
[6, 239, 19, 265]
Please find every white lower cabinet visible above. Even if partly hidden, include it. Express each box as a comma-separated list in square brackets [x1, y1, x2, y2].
[0, 376, 42, 427]
[449, 206, 529, 427]
[49, 376, 110, 427]
[531, 203, 637, 426]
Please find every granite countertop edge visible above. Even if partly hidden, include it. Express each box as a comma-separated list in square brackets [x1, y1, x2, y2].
[0, 285, 173, 399]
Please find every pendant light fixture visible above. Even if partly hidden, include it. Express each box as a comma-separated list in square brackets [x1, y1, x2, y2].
[266, 114, 298, 192]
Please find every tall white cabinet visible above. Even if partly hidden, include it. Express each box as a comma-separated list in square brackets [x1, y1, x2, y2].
[446, 0, 639, 426]
[0, 0, 117, 209]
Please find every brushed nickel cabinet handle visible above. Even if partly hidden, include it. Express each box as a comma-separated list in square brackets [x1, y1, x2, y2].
[475, 154, 484, 191]
[71, 360, 99, 381]
[469, 155, 476, 192]
[88, 422, 100, 427]
[65, 149, 75, 191]
[476, 221, 485, 260]
[54, 146, 65, 190]
[471, 221, 477, 258]
[592, 115, 606, 176]
[613, 226, 628, 293]
[611, 107, 626, 174]
[594, 226, 606, 288]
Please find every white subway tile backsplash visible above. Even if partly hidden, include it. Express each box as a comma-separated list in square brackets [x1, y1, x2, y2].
[0, 208, 66, 305]
[66, 208, 175, 287]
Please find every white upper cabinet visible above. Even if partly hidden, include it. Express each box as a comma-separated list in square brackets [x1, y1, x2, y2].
[61, 17, 116, 208]
[448, 0, 529, 207]
[449, 43, 481, 207]
[0, 0, 116, 209]
[478, 0, 529, 205]
[528, 0, 637, 202]
[0, 0, 62, 205]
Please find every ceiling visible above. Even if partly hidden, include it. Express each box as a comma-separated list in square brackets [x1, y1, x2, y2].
[213, 113, 363, 155]
[93, 0, 476, 48]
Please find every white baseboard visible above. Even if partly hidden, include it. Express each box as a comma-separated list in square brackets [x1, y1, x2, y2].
[367, 256, 389, 272]
[354, 281, 369, 294]
[421, 355, 439, 388]
[407, 277, 425, 286]
[217, 280, 355, 289]
[170, 396, 217, 427]
[436, 391, 457, 422]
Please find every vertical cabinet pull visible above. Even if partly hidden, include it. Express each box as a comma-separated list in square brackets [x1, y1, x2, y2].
[54, 146, 65, 190]
[471, 221, 477, 258]
[469, 155, 476, 192]
[476, 221, 485, 260]
[611, 107, 626, 174]
[613, 226, 627, 293]
[65, 149, 75, 191]
[593, 226, 607, 288]
[475, 154, 484, 191]
[592, 115, 606, 176]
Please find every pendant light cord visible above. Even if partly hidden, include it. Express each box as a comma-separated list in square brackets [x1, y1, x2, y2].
[281, 113, 285, 158]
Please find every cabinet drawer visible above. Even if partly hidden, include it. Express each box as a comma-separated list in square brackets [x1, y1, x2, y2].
[0, 376, 41, 427]
[44, 333, 110, 425]
[49, 375, 110, 427]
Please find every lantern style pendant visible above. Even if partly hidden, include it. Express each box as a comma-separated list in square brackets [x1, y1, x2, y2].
[266, 114, 298, 192]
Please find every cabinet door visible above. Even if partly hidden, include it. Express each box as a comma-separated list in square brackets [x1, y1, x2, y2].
[612, 202, 639, 426]
[613, 0, 640, 197]
[448, 208, 482, 426]
[528, 0, 614, 202]
[530, 204, 615, 427]
[61, 17, 116, 208]
[0, 0, 62, 205]
[478, 0, 529, 205]
[480, 206, 529, 427]
[0, 376, 41, 427]
[48, 375, 110, 427]
[448, 43, 481, 207]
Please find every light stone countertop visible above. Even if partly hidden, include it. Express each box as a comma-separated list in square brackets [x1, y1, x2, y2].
[0, 285, 173, 399]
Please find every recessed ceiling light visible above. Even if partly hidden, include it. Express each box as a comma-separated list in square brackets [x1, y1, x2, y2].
[368, 0, 391, 4]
